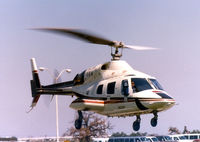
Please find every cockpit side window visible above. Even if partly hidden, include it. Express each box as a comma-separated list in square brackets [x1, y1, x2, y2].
[131, 78, 153, 92]
[149, 79, 164, 90]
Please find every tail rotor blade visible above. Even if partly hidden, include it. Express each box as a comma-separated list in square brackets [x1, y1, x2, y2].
[54, 69, 62, 83]
[52, 69, 63, 101]
[48, 69, 63, 103]
[42, 69, 62, 106]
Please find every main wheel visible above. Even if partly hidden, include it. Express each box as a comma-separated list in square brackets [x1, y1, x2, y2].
[133, 121, 140, 131]
[150, 118, 157, 127]
[75, 119, 82, 129]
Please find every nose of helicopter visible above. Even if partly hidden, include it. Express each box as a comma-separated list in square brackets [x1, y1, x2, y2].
[148, 91, 176, 111]
[160, 97, 176, 110]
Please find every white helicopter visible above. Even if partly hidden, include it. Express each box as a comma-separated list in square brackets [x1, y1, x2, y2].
[30, 28, 175, 131]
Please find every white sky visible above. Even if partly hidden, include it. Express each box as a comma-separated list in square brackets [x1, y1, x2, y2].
[1, 0, 200, 137]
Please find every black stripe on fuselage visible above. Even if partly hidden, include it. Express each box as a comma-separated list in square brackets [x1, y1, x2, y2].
[156, 93, 172, 99]
[135, 98, 148, 110]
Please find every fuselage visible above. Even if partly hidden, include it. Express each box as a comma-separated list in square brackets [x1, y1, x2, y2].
[69, 60, 175, 117]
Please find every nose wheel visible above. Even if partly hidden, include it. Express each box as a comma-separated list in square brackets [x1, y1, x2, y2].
[132, 115, 141, 131]
[74, 110, 83, 130]
[150, 111, 158, 127]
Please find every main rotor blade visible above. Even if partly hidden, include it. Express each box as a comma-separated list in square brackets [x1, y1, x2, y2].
[33, 27, 157, 51]
[35, 28, 116, 46]
[124, 45, 158, 50]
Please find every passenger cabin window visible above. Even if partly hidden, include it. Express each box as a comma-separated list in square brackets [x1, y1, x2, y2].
[190, 135, 198, 140]
[135, 138, 141, 142]
[131, 78, 153, 93]
[151, 138, 158, 141]
[96, 84, 103, 94]
[107, 82, 116, 94]
[179, 136, 186, 140]
[174, 137, 179, 140]
[121, 79, 129, 96]
[125, 138, 129, 142]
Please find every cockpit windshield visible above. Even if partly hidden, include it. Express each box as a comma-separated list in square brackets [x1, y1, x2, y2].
[149, 79, 164, 90]
[131, 78, 153, 93]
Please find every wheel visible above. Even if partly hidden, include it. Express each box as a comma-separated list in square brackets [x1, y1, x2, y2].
[150, 118, 157, 127]
[133, 121, 140, 131]
[75, 119, 82, 129]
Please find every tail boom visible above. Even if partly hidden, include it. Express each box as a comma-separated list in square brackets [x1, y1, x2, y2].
[30, 58, 74, 108]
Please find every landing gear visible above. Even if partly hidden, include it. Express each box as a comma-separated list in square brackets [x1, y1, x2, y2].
[150, 111, 158, 127]
[132, 112, 159, 131]
[74, 110, 83, 129]
[132, 115, 141, 131]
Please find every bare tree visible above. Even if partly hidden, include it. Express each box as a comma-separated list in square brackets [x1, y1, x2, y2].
[63, 112, 113, 142]
[182, 126, 190, 134]
[168, 127, 181, 135]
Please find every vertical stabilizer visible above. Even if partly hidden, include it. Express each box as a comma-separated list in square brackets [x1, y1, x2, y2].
[30, 58, 41, 108]
[31, 58, 41, 90]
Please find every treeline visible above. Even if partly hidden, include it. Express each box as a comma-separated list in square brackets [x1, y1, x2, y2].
[168, 126, 200, 135]
[0, 137, 17, 141]
[111, 126, 200, 137]
[111, 132, 149, 137]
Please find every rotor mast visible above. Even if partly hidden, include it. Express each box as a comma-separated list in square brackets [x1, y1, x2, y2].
[111, 42, 124, 60]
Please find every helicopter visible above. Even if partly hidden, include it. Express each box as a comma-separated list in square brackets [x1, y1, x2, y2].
[30, 28, 175, 131]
